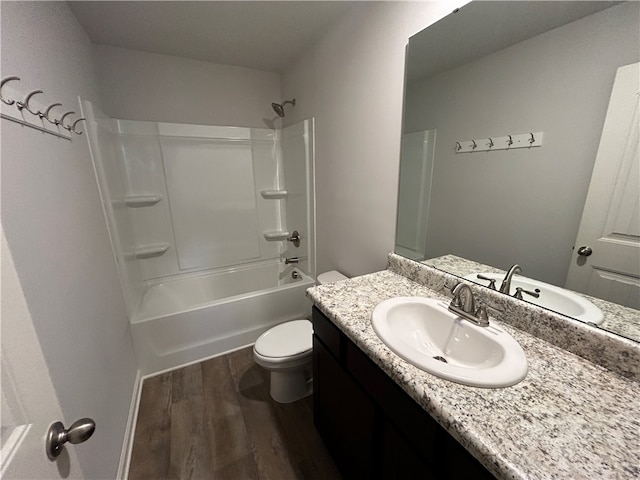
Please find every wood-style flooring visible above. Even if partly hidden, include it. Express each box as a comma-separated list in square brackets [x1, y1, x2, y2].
[128, 346, 342, 480]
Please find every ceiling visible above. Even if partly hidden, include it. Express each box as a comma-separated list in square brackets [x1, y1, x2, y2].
[407, 1, 619, 83]
[68, 1, 359, 73]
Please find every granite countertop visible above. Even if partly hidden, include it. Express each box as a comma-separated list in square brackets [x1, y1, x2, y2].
[307, 270, 640, 480]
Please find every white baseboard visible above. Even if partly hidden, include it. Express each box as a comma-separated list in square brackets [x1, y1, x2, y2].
[117, 369, 143, 480]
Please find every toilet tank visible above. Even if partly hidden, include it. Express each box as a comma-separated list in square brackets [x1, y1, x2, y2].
[317, 270, 347, 285]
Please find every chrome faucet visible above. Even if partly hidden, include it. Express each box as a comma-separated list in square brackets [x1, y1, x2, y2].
[499, 264, 522, 294]
[448, 283, 489, 327]
[284, 257, 299, 264]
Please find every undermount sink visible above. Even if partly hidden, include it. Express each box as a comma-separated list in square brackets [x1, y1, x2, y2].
[464, 273, 604, 325]
[371, 297, 527, 388]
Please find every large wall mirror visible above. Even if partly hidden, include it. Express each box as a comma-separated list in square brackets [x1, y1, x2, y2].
[396, 1, 639, 342]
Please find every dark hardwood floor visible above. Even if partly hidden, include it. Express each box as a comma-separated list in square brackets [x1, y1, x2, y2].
[128, 346, 342, 480]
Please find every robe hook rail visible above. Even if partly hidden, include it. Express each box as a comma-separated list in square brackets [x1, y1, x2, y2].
[455, 131, 543, 153]
[0, 75, 85, 139]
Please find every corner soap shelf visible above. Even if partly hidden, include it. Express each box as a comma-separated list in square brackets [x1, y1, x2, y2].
[134, 243, 170, 259]
[125, 195, 162, 207]
[263, 231, 290, 241]
[260, 190, 287, 199]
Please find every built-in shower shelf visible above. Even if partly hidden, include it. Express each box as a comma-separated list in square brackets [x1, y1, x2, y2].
[134, 243, 170, 259]
[260, 190, 288, 199]
[125, 195, 162, 207]
[263, 231, 290, 241]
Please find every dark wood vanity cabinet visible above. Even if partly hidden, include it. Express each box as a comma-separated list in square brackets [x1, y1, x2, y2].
[312, 307, 495, 480]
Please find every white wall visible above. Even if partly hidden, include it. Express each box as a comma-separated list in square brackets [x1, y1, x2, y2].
[404, 2, 640, 286]
[1, 2, 138, 478]
[93, 45, 282, 129]
[281, 1, 457, 277]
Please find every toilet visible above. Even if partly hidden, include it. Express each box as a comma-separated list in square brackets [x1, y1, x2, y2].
[253, 270, 347, 403]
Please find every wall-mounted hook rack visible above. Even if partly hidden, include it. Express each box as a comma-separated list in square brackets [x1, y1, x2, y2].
[455, 131, 543, 153]
[0, 75, 85, 141]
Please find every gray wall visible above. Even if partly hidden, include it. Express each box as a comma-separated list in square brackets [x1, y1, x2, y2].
[93, 45, 282, 129]
[282, 1, 454, 277]
[403, 2, 639, 286]
[1, 2, 138, 477]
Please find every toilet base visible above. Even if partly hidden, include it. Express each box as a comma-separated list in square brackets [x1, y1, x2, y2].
[269, 369, 313, 403]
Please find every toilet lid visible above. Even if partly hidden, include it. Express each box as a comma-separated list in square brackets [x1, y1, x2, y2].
[254, 319, 312, 358]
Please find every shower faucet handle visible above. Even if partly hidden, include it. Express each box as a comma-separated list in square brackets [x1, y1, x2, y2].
[287, 230, 301, 248]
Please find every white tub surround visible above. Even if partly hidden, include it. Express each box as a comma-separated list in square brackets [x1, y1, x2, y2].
[306, 262, 640, 479]
[83, 101, 316, 374]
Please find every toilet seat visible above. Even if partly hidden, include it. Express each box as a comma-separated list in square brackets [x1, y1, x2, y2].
[254, 319, 312, 359]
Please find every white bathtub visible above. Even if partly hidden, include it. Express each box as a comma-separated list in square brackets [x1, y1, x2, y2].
[130, 262, 315, 375]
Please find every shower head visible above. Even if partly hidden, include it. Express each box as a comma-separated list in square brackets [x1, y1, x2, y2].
[271, 99, 296, 117]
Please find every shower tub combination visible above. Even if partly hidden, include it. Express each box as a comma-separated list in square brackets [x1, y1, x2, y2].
[130, 262, 315, 374]
[82, 100, 315, 375]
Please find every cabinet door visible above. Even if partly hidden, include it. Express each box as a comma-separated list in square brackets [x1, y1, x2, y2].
[443, 433, 496, 480]
[313, 337, 375, 479]
[382, 419, 440, 479]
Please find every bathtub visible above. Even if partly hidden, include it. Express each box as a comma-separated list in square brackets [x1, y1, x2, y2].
[130, 262, 315, 375]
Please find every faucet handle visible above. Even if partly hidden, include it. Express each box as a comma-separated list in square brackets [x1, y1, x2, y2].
[476, 274, 496, 290]
[514, 287, 540, 300]
[475, 306, 489, 323]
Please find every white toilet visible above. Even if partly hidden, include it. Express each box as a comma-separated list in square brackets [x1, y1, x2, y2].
[253, 270, 347, 403]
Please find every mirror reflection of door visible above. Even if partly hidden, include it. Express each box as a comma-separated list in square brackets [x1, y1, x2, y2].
[395, 129, 436, 260]
[565, 63, 640, 309]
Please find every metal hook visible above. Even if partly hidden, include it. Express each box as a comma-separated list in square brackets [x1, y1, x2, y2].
[456, 141, 462, 152]
[507, 135, 513, 146]
[16, 89, 44, 115]
[471, 140, 477, 150]
[1, 76, 20, 106]
[529, 132, 535, 144]
[71, 117, 86, 135]
[57, 111, 75, 129]
[43, 103, 62, 123]
[487, 138, 494, 148]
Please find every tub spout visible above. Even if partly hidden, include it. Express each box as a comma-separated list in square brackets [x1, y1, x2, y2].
[285, 257, 299, 264]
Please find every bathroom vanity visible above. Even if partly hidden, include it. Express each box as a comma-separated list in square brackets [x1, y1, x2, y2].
[313, 306, 493, 479]
[307, 255, 640, 479]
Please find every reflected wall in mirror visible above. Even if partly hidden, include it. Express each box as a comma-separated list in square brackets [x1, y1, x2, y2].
[396, 1, 640, 342]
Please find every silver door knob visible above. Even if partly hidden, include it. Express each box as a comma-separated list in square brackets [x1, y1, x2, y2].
[46, 418, 95, 460]
[577, 246, 593, 257]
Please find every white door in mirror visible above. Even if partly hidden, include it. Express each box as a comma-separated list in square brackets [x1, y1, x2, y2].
[565, 62, 640, 310]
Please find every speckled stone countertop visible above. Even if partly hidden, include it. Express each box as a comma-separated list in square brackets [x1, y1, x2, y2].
[307, 269, 640, 480]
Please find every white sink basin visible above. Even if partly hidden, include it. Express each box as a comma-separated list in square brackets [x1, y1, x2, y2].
[371, 297, 527, 388]
[464, 273, 604, 325]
